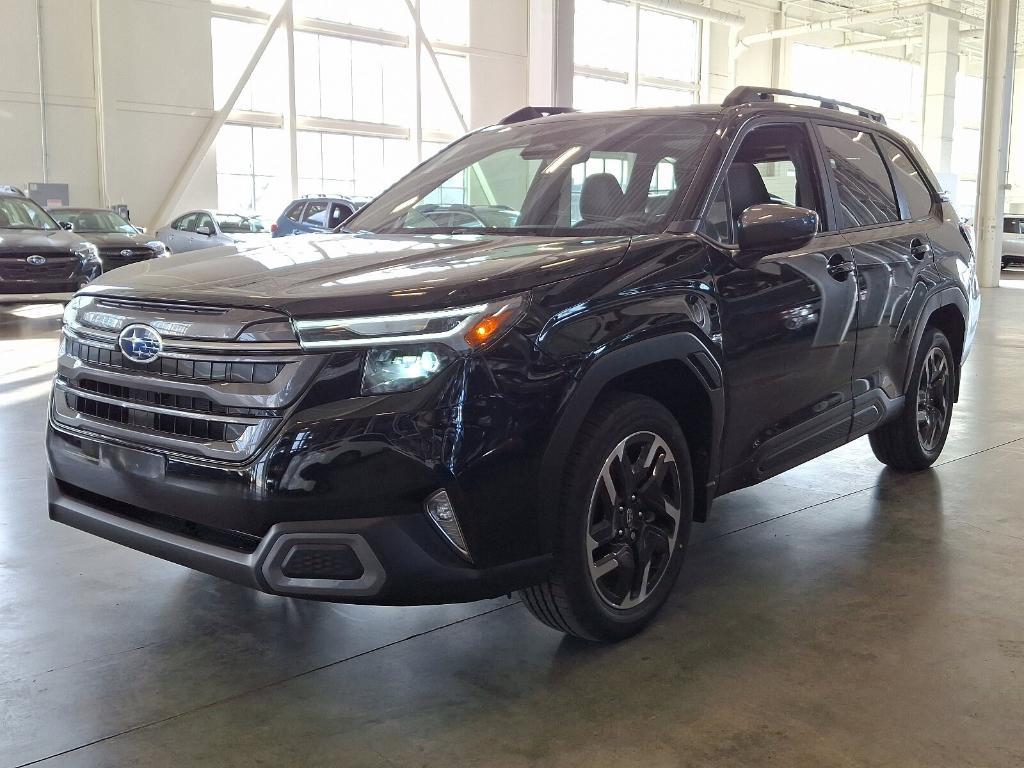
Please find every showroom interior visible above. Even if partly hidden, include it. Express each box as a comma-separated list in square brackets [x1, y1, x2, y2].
[1, 0, 1023, 765]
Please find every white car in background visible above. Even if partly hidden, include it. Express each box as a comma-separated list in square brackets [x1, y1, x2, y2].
[155, 210, 270, 254]
[1004, 215, 1024, 269]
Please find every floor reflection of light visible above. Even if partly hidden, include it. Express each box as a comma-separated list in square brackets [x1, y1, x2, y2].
[7, 304, 64, 320]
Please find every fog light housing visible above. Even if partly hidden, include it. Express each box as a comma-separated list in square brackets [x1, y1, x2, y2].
[424, 489, 471, 561]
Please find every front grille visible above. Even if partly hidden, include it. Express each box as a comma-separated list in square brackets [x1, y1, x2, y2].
[0, 255, 76, 280]
[65, 390, 249, 442]
[67, 338, 285, 384]
[52, 298, 326, 462]
[98, 247, 156, 268]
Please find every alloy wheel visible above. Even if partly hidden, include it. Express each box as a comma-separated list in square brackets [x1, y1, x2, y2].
[586, 431, 683, 609]
[917, 346, 953, 453]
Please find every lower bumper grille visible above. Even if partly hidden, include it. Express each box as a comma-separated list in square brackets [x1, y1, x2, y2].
[65, 390, 250, 443]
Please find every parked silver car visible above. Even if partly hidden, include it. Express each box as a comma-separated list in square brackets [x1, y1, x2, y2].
[154, 210, 270, 254]
[1003, 215, 1024, 269]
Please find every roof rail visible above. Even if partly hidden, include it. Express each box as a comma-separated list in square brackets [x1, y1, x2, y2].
[722, 86, 886, 125]
[498, 106, 576, 125]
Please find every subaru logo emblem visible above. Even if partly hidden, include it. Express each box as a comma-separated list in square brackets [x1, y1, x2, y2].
[120, 249, 133, 257]
[118, 324, 163, 364]
[27, 255, 46, 265]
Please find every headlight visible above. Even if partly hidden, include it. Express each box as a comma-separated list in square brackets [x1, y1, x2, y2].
[146, 240, 168, 256]
[361, 344, 457, 395]
[293, 295, 525, 351]
[74, 242, 100, 262]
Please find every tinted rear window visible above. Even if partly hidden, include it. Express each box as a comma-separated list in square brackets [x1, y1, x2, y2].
[877, 136, 934, 221]
[818, 125, 899, 228]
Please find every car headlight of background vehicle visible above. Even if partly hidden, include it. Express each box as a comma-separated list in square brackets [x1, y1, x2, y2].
[146, 240, 168, 256]
[294, 295, 525, 395]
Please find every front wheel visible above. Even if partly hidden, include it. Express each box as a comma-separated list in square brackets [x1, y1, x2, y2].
[869, 328, 956, 471]
[520, 394, 693, 642]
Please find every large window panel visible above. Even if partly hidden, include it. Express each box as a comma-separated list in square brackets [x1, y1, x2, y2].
[421, 0, 469, 45]
[790, 44, 923, 147]
[574, 0, 633, 72]
[217, 125, 289, 216]
[637, 86, 695, 108]
[574, 75, 632, 111]
[421, 53, 469, 133]
[319, 36, 355, 120]
[637, 9, 698, 82]
[211, 18, 286, 114]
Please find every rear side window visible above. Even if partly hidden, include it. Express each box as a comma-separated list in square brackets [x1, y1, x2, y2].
[329, 204, 352, 228]
[877, 136, 934, 221]
[817, 125, 899, 228]
[285, 202, 304, 222]
[302, 201, 329, 225]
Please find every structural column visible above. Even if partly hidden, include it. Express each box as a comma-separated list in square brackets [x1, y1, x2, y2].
[921, 5, 960, 176]
[528, 0, 574, 107]
[975, 0, 1018, 288]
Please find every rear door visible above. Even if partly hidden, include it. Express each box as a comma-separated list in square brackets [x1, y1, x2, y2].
[299, 200, 329, 233]
[709, 118, 859, 486]
[816, 124, 938, 433]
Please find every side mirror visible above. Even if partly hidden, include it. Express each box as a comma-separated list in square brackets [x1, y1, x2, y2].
[196, 225, 213, 236]
[735, 204, 819, 268]
[59, 221, 74, 231]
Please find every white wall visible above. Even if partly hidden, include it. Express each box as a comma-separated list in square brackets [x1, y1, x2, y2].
[0, 0, 218, 230]
[469, 0, 530, 125]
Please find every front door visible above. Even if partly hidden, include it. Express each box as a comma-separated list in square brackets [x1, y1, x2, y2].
[707, 120, 859, 489]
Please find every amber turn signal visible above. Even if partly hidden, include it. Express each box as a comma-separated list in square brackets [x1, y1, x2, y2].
[464, 300, 522, 347]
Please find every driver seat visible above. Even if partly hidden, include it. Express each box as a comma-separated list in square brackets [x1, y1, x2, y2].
[577, 173, 624, 226]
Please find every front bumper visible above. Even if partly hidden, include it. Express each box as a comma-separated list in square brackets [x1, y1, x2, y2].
[47, 427, 551, 605]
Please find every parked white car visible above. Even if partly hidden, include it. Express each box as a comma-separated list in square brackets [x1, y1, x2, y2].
[1004, 215, 1024, 269]
[155, 210, 270, 254]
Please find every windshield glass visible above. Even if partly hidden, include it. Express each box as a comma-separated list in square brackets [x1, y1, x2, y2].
[217, 214, 266, 234]
[0, 197, 58, 231]
[348, 114, 715, 236]
[58, 210, 136, 234]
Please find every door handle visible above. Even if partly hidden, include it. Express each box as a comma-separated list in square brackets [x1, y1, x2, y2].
[826, 253, 855, 280]
[911, 238, 931, 260]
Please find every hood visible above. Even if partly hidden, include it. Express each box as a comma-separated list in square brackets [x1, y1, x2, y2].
[79, 231, 631, 316]
[76, 231, 152, 248]
[0, 228, 84, 254]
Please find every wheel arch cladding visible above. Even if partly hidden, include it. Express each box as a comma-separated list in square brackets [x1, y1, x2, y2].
[910, 288, 968, 400]
[538, 332, 725, 550]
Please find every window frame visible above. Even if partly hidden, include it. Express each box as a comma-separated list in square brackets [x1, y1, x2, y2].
[695, 116, 835, 245]
[813, 120, 904, 234]
[874, 133, 939, 224]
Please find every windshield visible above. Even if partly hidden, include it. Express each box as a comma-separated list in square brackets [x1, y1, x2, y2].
[217, 214, 266, 234]
[58, 210, 136, 234]
[0, 197, 58, 231]
[348, 114, 715, 237]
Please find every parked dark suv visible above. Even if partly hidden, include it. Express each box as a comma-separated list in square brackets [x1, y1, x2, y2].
[47, 88, 979, 641]
[0, 187, 103, 303]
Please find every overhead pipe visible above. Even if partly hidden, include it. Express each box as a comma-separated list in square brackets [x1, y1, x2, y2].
[836, 27, 983, 51]
[631, 0, 745, 28]
[734, 3, 984, 56]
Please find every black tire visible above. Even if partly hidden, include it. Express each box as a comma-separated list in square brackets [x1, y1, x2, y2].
[869, 328, 956, 471]
[520, 393, 693, 642]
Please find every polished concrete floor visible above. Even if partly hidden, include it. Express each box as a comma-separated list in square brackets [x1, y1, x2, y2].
[2, 278, 1023, 768]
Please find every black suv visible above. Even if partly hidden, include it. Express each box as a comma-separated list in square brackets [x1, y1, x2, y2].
[0, 188, 103, 303]
[47, 88, 979, 641]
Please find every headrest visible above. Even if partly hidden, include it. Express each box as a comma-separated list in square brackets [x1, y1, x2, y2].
[728, 163, 771, 218]
[579, 173, 624, 223]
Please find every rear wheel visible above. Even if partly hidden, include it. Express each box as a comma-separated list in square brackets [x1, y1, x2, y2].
[520, 394, 693, 642]
[869, 328, 956, 471]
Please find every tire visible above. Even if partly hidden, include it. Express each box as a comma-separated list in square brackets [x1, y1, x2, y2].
[869, 328, 956, 471]
[520, 393, 693, 642]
